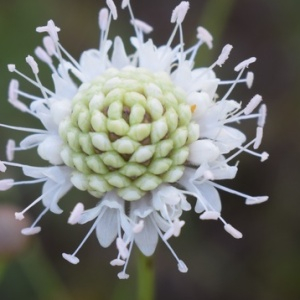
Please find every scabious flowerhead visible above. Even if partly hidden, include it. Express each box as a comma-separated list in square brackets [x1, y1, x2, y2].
[0, 0, 268, 279]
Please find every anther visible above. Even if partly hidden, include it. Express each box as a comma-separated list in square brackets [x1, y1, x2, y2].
[0, 179, 14, 191]
[246, 71, 254, 88]
[234, 57, 256, 72]
[171, 1, 190, 24]
[62, 253, 80, 264]
[15, 212, 24, 220]
[110, 258, 126, 266]
[35, 46, 52, 65]
[0, 161, 7, 172]
[130, 19, 153, 34]
[133, 219, 144, 233]
[178, 260, 188, 273]
[106, 0, 118, 20]
[8, 79, 19, 102]
[260, 152, 269, 162]
[224, 223, 243, 239]
[216, 44, 233, 67]
[43, 36, 56, 56]
[68, 202, 84, 225]
[99, 8, 109, 31]
[246, 196, 268, 205]
[243, 94, 262, 115]
[254, 126, 263, 149]
[26, 55, 39, 74]
[36, 20, 60, 42]
[8, 64, 16, 72]
[21, 226, 41, 235]
[258, 104, 267, 127]
[116, 237, 129, 259]
[197, 26, 213, 49]
[118, 271, 129, 279]
[200, 211, 220, 220]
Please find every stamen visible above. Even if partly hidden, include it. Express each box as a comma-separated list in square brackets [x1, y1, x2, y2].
[8, 64, 16, 72]
[7, 65, 54, 97]
[258, 104, 267, 127]
[200, 211, 220, 220]
[116, 237, 129, 259]
[8, 80, 30, 113]
[245, 196, 268, 205]
[246, 71, 254, 88]
[106, 0, 118, 20]
[243, 94, 262, 115]
[34, 47, 52, 65]
[191, 104, 197, 113]
[58, 44, 82, 71]
[0, 123, 46, 134]
[224, 224, 243, 239]
[43, 36, 57, 56]
[133, 219, 144, 233]
[110, 258, 126, 266]
[0, 161, 7, 172]
[171, 1, 190, 24]
[15, 212, 25, 220]
[68, 202, 85, 225]
[207, 181, 263, 201]
[163, 219, 185, 240]
[21, 206, 49, 235]
[63, 213, 103, 264]
[254, 126, 263, 149]
[237, 144, 268, 162]
[216, 44, 233, 67]
[62, 253, 80, 264]
[178, 260, 188, 273]
[8, 79, 19, 102]
[234, 57, 256, 72]
[121, 0, 130, 9]
[36, 20, 60, 42]
[118, 239, 134, 279]
[118, 271, 130, 279]
[26, 55, 39, 74]
[0, 179, 14, 191]
[151, 215, 187, 272]
[197, 26, 213, 49]
[21, 227, 41, 235]
[99, 8, 109, 31]
[15, 193, 47, 219]
[8, 97, 29, 113]
[130, 19, 153, 34]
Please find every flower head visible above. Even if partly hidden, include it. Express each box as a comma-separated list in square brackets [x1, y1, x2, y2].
[0, 0, 268, 278]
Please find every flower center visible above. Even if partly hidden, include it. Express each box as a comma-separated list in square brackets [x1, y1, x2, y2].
[59, 66, 199, 201]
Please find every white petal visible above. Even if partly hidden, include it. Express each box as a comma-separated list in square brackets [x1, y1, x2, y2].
[37, 135, 64, 165]
[188, 140, 220, 165]
[111, 37, 130, 69]
[52, 73, 77, 98]
[20, 134, 46, 149]
[79, 206, 102, 224]
[134, 217, 158, 256]
[203, 126, 246, 153]
[96, 208, 119, 247]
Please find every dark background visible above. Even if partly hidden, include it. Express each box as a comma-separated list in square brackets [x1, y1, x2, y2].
[0, 0, 299, 299]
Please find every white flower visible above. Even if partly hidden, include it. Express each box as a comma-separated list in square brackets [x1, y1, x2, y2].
[0, 0, 268, 278]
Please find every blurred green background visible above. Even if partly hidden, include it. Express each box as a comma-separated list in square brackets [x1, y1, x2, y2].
[0, 0, 299, 299]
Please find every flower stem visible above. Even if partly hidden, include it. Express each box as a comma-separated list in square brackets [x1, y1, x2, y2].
[137, 252, 155, 300]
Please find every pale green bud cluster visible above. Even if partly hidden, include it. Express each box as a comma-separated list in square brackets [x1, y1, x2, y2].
[59, 67, 199, 201]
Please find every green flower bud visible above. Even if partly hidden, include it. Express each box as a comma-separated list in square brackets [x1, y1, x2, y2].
[59, 67, 199, 201]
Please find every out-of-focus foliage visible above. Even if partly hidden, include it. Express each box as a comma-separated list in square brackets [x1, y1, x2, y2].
[0, 0, 299, 299]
